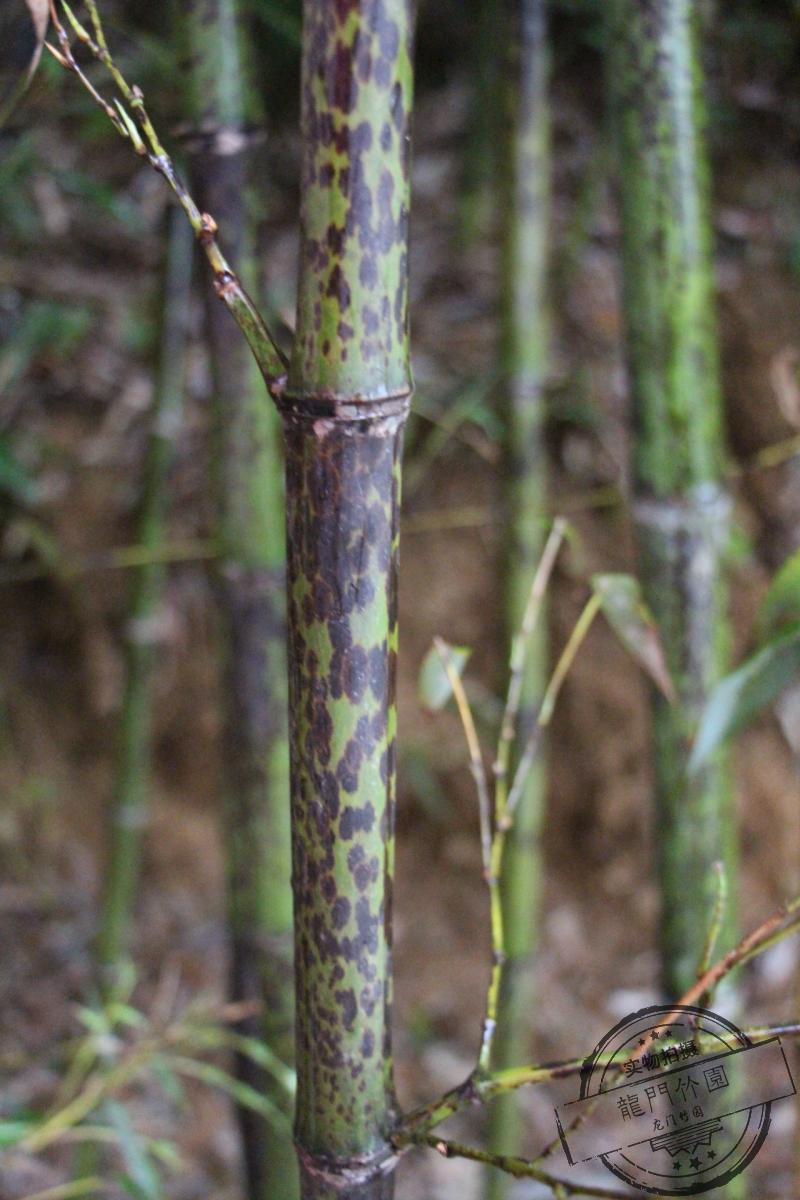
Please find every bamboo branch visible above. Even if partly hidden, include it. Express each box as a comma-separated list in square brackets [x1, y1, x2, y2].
[0, 538, 218, 587]
[695, 860, 728, 1007]
[20, 1180, 106, 1200]
[45, 0, 288, 390]
[434, 636, 493, 877]
[504, 590, 601, 821]
[424, 1136, 631, 1198]
[494, 516, 566, 811]
[393, 891, 800, 1147]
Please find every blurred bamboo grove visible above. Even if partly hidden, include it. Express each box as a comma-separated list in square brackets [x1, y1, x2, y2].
[184, 0, 295, 1195]
[1, 2, 800, 1199]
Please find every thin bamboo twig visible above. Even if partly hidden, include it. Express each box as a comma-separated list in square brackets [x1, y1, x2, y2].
[393, 892, 800, 1146]
[393, 1013, 800, 1155]
[696, 860, 728, 996]
[425, 540, 590, 1080]
[528, 894, 800, 1169]
[494, 516, 566, 807]
[480, 530, 569, 1073]
[434, 632, 502, 1070]
[424, 1136, 631, 1198]
[0, 539, 218, 586]
[505, 591, 601, 821]
[20, 1180, 105, 1200]
[46, 0, 287, 389]
[434, 636, 493, 877]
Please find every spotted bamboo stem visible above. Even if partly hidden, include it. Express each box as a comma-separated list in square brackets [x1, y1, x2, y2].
[283, 2, 413, 1196]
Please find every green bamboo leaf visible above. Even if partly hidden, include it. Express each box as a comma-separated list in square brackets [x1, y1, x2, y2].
[147, 1139, 182, 1169]
[114, 101, 147, 154]
[152, 1060, 185, 1107]
[107, 1003, 146, 1030]
[184, 1024, 294, 1093]
[0, 1119, 35, 1146]
[689, 622, 800, 774]
[419, 642, 471, 711]
[105, 1101, 163, 1200]
[0, 439, 34, 503]
[758, 548, 800, 637]
[74, 1006, 111, 1036]
[118, 1178, 150, 1200]
[590, 573, 675, 701]
[166, 1055, 291, 1134]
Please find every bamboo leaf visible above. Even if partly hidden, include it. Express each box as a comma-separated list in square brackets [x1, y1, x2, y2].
[26, 0, 50, 47]
[0, 439, 35, 503]
[689, 622, 800, 774]
[105, 1101, 163, 1200]
[147, 1140, 182, 1169]
[0, 1119, 35, 1146]
[20, 1180, 104, 1200]
[591, 573, 675, 701]
[152, 1060, 185, 1107]
[419, 642, 471, 710]
[113, 100, 147, 154]
[118, 1178, 150, 1200]
[0, 0, 49, 127]
[165, 1055, 291, 1134]
[758, 548, 800, 636]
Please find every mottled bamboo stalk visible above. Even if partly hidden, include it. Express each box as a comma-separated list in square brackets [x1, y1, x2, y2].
[98, 206, 193, 978]
[186, 2, 295, 1195]
[50, 1, 413, 1191]
[486, 0, 550, 1193]
[608, 0, 738, 998]
[283, 2, 413, 1195]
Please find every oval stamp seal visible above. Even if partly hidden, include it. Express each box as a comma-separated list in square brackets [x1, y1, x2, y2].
[555, 1004, 795, 1195]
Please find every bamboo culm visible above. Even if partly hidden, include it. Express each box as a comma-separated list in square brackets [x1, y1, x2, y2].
[186, 1, 296, 1195]
[460, 0, 504, 244]
[98, 206, 193, 979]
[48, 2, 414, 1192]
[608, 0, 739, 999]
[284, 1, 413, 1195]
[486, 0, 550, 1194]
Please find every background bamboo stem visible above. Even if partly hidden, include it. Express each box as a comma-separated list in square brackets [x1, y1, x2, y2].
[486, 4, 550, 1187]
[186, 0, 296, 1194]
[97, 205, 193, 978]
[608, 0, 739, 1000]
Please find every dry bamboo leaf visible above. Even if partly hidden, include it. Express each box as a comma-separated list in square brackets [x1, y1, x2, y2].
[769, 346, 800, 430]
[25, 0, 50, 69]
[591, 572, 676, 703]
[0, 1, 50, 126]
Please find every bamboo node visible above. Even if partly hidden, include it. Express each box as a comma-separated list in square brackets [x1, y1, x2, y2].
[213, 271, 236, 298]
[297, 1143, 398, 1190]
[199, 212, 218, 243]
